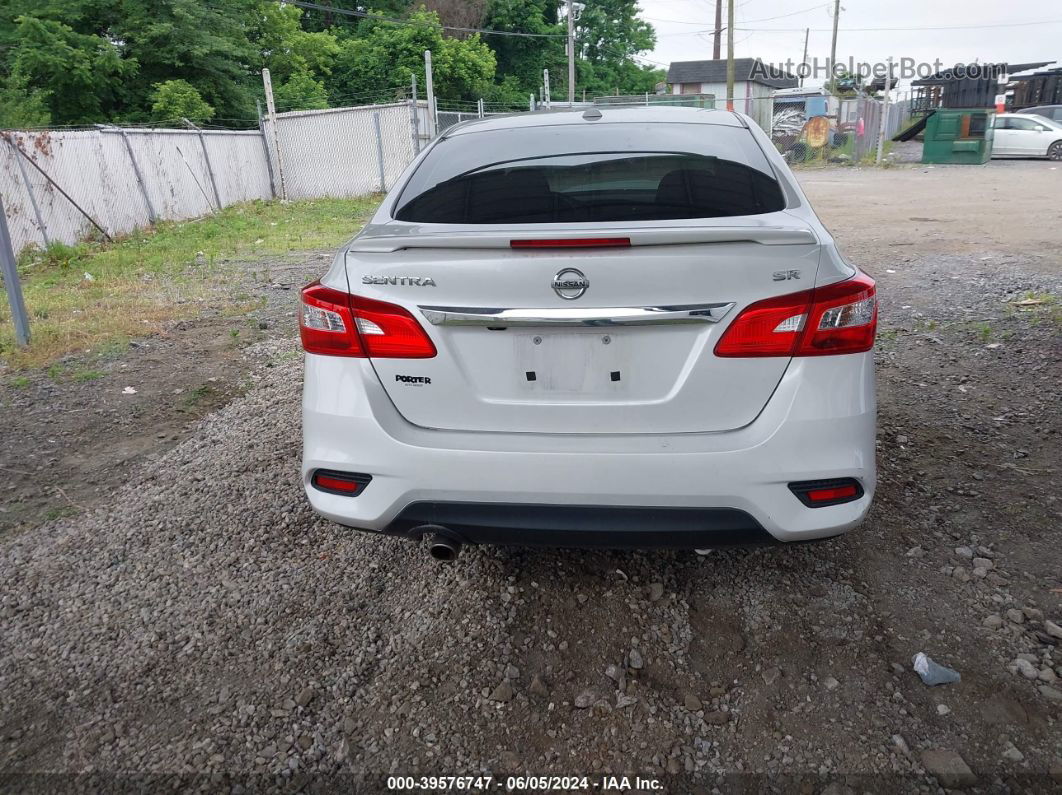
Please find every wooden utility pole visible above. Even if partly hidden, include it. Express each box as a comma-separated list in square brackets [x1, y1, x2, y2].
[261, 69, 287, 200]
[801, 28, 810, 88]
[726, 0, 735, 111]
[713, 0, 722, 60]
[829, 0, 841, 86]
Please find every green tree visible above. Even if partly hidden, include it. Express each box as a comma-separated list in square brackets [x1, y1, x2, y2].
[7, 15, 135, 125]
[573, 0, 661, 98]
[482, 0, 562, 99]
[273, 71, 331, 111]
[481, 0, 661, 102]
[482, 74, 531, 106]
[0, 78, 51, 128]
[576, 0, 655, 64]
[1, 1, 262, 123]
[577, 60, 664, 100]
[150, 79, 214, 122]
[247, 1, 340, 82]
[0, 0, 664, 125]
[112, 0, 260, 122]
[328, 8, 495, 104]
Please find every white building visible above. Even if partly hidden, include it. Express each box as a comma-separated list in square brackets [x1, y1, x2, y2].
[667, 58, 798, 132]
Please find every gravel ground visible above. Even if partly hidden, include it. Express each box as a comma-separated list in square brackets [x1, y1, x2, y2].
[1, 162, 1060, 793]
[0, 251, 332, 538]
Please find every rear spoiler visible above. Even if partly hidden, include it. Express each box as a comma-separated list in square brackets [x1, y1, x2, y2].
[348, 226, 817, 253]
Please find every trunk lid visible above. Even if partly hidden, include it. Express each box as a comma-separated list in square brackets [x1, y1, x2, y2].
[345, 221, 821, 434]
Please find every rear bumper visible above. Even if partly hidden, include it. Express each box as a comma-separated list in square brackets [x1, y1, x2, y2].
[383, 502, 778, 548]
[302, 352, 876, 545]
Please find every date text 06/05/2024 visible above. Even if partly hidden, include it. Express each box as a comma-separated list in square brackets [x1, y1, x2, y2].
[385, 775, 665, 791]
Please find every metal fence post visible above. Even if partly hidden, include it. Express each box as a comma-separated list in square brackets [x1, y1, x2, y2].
[373, 112, 387, 193]
[256, 99, 278, 199]
[877, 58, 893, 163]
[185, 119, 223, 209]
[0, 194, 30, 346]
[424, 50, 437, 138]
[410, 73, 421, 154]
[262, 69, 288, 200]
[408, 100, 420, 156]
[4, 137, 49, 247]
[114, 127, 158, 224]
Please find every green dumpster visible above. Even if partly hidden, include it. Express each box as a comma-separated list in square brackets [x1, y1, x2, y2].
[922, 108, 995, 164]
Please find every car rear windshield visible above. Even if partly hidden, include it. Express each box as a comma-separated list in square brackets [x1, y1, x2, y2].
[393, 121, 786, 224]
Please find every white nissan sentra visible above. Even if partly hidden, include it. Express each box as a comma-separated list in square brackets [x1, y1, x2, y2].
[300, 107, 876, 560]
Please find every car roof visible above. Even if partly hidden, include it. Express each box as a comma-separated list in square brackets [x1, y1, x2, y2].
[441, 106, 747, 138]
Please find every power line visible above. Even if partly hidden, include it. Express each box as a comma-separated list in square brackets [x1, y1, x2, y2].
[734, 18, 1062, 33]
[648, 3, 829, 28]
[285, 0, 567, 38]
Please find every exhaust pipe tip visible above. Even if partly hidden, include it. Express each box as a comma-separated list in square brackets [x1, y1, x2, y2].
[416, 525, 462, 562]
[429, 539, 460, 562]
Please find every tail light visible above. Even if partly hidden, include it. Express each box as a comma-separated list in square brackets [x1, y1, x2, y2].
[789, 478, 864, 507]
[714, 273, 877, 357]
[311, 470, 372, 496]
[300, 281, 436, 358]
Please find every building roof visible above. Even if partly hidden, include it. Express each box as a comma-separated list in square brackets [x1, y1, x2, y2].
[667, 58, 798, 89]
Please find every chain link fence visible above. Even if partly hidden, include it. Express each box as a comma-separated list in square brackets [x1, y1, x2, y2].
[263, 102, 422, 200]
[435, 99, 535, 135]
[769, 94, 912, 167]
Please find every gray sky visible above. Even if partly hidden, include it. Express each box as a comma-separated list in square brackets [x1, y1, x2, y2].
[638, 1, 1060, 89]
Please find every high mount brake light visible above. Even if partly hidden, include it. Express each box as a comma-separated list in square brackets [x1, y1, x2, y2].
[714, 273, 877, 357]
[299, 281, 437, 358]
[510, 238, 631, 249]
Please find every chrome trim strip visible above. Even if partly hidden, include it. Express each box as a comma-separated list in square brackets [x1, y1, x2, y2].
[418, 303, 735, 327]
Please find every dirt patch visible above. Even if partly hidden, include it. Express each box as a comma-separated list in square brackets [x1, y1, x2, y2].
[799, 157, 1062, 265]
[0, 251, 332, 538]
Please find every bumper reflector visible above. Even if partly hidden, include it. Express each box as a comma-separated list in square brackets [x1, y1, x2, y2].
[789, 478, 864, 508]
[311, 470, 372, 496]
